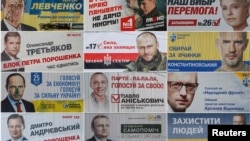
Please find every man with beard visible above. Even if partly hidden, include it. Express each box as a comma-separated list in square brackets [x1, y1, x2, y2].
[216, 32, 250, 71]
[125, 31, 167, 72]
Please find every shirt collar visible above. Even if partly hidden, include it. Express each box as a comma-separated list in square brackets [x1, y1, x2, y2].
[94, 136, 108, 141]
[4, 50, 18, 60]
[4, 19, 22, 31]
[11, 136, 25, 141]
[91, 93, 109, 103]
[8, 95, 23, 105]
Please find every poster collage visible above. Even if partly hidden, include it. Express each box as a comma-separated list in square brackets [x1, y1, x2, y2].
[0, 0, 250, 141]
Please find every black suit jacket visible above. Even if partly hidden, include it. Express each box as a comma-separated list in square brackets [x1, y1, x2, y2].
[1, 20, 37, 31]
[1, 97, 35, 112]
[7, 136, 29, 141]
[1, 51, 25, 72]
[86, 136, 112, 141]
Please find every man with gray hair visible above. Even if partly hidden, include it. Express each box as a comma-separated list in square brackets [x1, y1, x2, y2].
[232, 113, 247, 125]
[215, 32, 250, 71]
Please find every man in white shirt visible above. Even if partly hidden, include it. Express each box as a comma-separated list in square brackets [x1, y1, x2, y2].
[1, 32, 25, 72]
[7, 114, 29, 141]
[1, 0, 37, 31]
[86, 72, 109, 112]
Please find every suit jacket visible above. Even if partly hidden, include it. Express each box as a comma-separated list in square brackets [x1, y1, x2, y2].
[7, 136, 29, 141]
[86, 136, 112, 141]
[1, 51, 25, 72]
[1, 97, 35, 112]
[1, 20, 37, 31]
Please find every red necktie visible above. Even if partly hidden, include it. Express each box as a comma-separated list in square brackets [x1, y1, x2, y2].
[16, 102, 22, 112]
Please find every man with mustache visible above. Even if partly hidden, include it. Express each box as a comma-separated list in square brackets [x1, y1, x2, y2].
[216, 32, 250, 71]
[1, 73, 35, 112]
[125, 31, 167, 72]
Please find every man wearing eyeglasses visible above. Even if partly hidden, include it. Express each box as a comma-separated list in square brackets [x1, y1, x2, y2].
[167, 72, 198, 112]
[215, 32, 250, 71]
[1, 73, 35, 112]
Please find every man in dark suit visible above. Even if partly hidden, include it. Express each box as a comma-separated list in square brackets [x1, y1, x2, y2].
[1, 32, 25, 72]
[1, 0, 37, 31]
[7, 114, 29, 141]
[1, 73, 35, 112]
[86, 115, 112, 141]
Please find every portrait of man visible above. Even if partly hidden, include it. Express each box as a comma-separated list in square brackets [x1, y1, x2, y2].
[86, 115, 112, 141]
[137, 0, 166, 30]
[1, 0, 37, 31]
[220, 0, 250, 31]
[7, 114, 28, 141]
[1, 73, 35, 112]
[124, 0, 143, 28]
[232, 113, 247, 125]
[86, 72, 109, 112]
[168, 72, 199, 112]
[125, 31, 167, 72]
[1, 32, 25, 72]
[216, 32, 250, 71]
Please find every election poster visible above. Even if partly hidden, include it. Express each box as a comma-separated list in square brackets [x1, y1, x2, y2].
[1, 72, 83, 112]
[167, 32, 250, 72]
[84, 72, 167, 113]
[1, 0, 83, 31]
[1, 31, 83, 72]
[168, 113, 250, 141]
[1, 112, 83, 141]
[170, 72, 250, 113]
[167, 0, 250, 31]
[84, 31, 167, 72]
[85, 113, 166, 141]
[84, 0, 166, 31]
